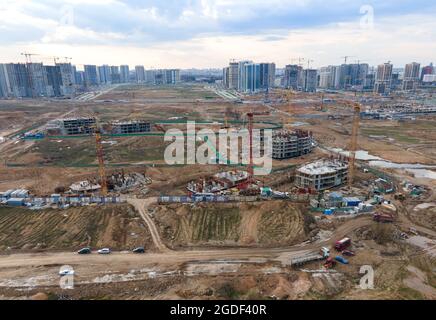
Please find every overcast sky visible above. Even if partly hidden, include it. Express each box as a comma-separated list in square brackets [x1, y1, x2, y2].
[0, 0, 435, 68]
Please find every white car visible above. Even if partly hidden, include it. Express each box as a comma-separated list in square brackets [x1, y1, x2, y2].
[97, 248, 111, 254]
[59, 269, 75, 276]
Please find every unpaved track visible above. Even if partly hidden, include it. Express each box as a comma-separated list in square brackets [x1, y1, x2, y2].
[2, 214, 433, 288]
[0, 216, 372, 270]
[240, 210, 261, 244]
[127, 197, 170, 252]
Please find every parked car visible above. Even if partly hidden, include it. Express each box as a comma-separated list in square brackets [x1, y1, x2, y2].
[97, 248, 111, 254]
[77, 247, 91, 255]
[59, 268, 75, 276]
[132, 247, 145, 254]
[342, 250, 355, 257]
[335, 256, 349, 264]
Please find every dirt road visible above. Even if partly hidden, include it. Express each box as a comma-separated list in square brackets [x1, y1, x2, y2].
[1, 214, 432, 290]
[127, 197, 170, 252]
[0, 216, 371, 270]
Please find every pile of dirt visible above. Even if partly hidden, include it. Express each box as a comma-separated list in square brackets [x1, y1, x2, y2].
[153, 201, 307, 248]
[0, 204, 152, 253]
[154, 203, 241, 247]
[410, 206, 436, 230]
[257, 201, 306, 245]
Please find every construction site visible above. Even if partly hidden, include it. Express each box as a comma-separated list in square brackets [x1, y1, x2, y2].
[0, 83, 435, 300]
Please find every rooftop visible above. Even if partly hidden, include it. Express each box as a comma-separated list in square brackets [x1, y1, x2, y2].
[297, 159, 348, 175]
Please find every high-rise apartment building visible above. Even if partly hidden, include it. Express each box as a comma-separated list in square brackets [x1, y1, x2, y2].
[84, 65, 99, 86]
[0, 64, 11, 98]
[420, 63, 434, 81]
[223, 67, 230, 88]
[284, 64, 302, 90]
[135, 65, 146, 83]
[45, 65, 63, 97]
[402, 62, 420, 90]
[302, 69, 317, 92]
[57, 63, 76, 96]
[237, 61, 252, 92]
[120, 65, 130, 83]
[259, 63, 276, 89]
[27, 63, 49, 97]
[319, 66, 338, 89]
[6, 63, 31, 97]
[154, 69, 180, 85]
[98, 65, 112, 84]
[110, 66, 120, 84]
[374, 62, 393, 94]
[228, 62, 239, 90]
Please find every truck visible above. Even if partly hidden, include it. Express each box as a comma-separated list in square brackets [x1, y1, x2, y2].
[290, 247, 330, 266]
[373, 213, 395, 223]
[334, 237, 351, 251]
[324, 257, 337, 269]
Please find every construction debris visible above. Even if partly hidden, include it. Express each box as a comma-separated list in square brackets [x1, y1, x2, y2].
[187, 170, 251, 195]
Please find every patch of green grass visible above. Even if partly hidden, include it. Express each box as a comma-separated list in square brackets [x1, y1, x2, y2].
[362, 128, 421, 144]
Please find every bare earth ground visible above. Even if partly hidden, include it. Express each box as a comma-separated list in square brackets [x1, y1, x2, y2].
[0, 85, 435, 300]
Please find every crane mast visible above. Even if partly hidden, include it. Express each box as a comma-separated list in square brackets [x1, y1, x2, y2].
[94, 118, 108, 195]
[246, 111, 269, 181]
[348, 103, 361, 187]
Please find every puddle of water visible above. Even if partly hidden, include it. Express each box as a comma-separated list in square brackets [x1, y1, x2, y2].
[405, 169, 436, 179]
[329, 148, 382, 161]
[327, 147, 436, 180]
[414, 203, 436, 211]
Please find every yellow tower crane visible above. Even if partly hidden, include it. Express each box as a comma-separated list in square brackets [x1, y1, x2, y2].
[92, 117, 108, 195]
[347, 102, 361, 187]
[278, 89, 296, 128]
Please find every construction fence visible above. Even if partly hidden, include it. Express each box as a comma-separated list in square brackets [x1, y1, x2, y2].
[158, 193, 313, 204]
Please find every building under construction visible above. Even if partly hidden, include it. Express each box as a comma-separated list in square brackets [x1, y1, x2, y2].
[295, 159, 348, 191]
[187, 171, 250, 195]
[272, 129, 314, 159]
[59, 117, 96, 135]
[112, 120, 151, 134]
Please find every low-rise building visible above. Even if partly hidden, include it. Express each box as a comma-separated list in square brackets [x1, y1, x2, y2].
[60, 117, 96, 135]
[112, 120, 151, 134]
[272, 130, 315, 159]
[295, 159, 348, 191]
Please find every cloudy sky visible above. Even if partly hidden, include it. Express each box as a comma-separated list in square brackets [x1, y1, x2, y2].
[0, 0, 435, 69]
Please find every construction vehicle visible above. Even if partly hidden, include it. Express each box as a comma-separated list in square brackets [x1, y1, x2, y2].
[324, 257, 337, 269]
[394, 193, 406, 201]
[335, 237, 351, 251]
[290, 247, 330, 266]
[373, 213, 395, 223]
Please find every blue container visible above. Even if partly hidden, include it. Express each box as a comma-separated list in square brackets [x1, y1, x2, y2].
[324, 209, 334, 215]
[6, 198, 25, 206]
[343, 197, 362, 207]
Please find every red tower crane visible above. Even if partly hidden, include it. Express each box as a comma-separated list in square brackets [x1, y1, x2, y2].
[246, 111, 269, 181]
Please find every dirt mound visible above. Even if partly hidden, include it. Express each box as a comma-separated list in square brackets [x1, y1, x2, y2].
[257, 201, 306, 245]
[153, 201, 307, 248]
[0, 204, 152, 253]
